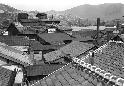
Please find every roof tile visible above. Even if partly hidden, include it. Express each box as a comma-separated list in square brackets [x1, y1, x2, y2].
[0, 36, 29, 46]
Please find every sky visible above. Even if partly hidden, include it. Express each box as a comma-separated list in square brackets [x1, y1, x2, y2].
[0, 0, 124, 12]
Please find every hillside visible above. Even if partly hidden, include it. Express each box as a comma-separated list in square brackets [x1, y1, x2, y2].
[0, 3, 124, 27]
[64, 3, 124, 20]
[46, 3, 124, 26]
[0, 3, 19, 13]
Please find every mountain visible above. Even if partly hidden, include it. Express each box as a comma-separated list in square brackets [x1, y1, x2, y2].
[63, 3, 124, 20]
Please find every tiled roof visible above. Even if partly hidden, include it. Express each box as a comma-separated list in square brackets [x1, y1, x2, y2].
[44, 50, 64, 62]
[44, 41, 94, 62]
[38, 33, 73, 45]
[0, 36, 63, 51]
[73, 35, 94, 42]
[72, 30, 98, 38]
[31, 58, 124, 86]
[30, 40, 65, 51]
[0, 44, 33, 66]
[0, 66, 17, 86]
[25, 64, 65, 76]
[0, 36, 29, 46]
[21, 30, 36, 34]
[84, 41, 124, 78]
[59, 41, 94, 57]
[13, 22, 37, 34]
[13, 22, 26, 32]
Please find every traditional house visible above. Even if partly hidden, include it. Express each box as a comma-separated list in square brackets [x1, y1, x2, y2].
[36, 13, 47, 19]
[6, 23, 21, 36]
[45, 24, 59, 33]
[17, 13, 29, 22]
[0, 36, 65, 64]
[6, 22, 39, 40]
[29, 40, 65, 62]
[18, 12, 60, 26]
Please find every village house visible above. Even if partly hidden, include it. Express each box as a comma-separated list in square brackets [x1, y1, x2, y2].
[0, 35, 66, 64]
[0, 37, 66, 86]
[36, 13, 47, 19]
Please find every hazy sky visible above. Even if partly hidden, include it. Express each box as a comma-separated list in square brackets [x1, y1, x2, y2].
[0, 0, 124, 11]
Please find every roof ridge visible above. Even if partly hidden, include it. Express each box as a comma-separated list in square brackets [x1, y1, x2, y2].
[31, 63, 71, 86]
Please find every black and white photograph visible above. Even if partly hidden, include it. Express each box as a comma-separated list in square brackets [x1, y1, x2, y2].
[0, 0, 124, 86]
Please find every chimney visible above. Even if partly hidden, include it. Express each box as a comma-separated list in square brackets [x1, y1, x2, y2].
[97, 18, 100, 44]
